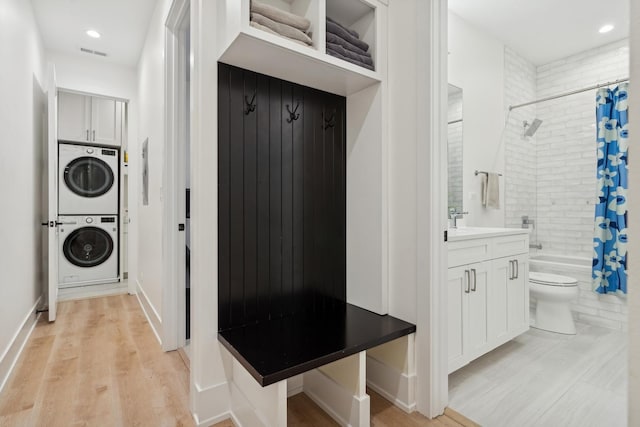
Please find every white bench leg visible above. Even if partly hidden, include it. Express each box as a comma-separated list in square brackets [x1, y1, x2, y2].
[303, 351, 370, 427]
[228, 357, 287, 427]
[366, 333, 417, 413]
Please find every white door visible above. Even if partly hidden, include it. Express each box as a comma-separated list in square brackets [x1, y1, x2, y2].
[447, 265, 468, 373]
[467, 261, 489, 360]
[92, 97, 122, 146]
[46, 66, 59, 322]
[58, 91, 90, 143]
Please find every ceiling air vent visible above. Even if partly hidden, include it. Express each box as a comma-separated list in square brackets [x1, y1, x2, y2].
[80, 47, 108, 57]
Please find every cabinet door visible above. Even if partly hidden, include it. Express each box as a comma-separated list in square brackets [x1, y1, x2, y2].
[467, 261, 489, 359]
[447, 265, 469, 373]
[58, 91, 90, 143]
[508, 254, 530, 335]
[91, 97, 122, 146]
[489, 257, 511, 345]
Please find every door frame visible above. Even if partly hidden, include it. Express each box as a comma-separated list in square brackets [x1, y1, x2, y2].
[46, 64, 59, 322]
[415, 0, 449, 417]
[163, 0, 191, 352]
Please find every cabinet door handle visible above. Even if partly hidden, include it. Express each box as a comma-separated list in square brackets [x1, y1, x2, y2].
[509, 260, 514, 280]
[471, 268, 477, 292]
[93, 130, 96, 141]
[515, 259, 519, 279]
[464, 270, 470, 293]
[86, 130, 89, 140]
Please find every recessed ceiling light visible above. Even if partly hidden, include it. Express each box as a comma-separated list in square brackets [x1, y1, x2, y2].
[599, 24, 614, 34]
[86, 30, 101, 39]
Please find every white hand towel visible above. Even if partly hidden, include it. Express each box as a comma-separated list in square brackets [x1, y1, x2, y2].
[482, 172, 500, 209]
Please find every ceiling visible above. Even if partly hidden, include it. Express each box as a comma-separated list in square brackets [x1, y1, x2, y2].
[448, 0, 630, 66]
[32, 0, 158, 67]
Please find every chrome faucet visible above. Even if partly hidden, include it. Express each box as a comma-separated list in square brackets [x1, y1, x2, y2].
[449, 208, 469, 229]
[522, 215, 535, 229]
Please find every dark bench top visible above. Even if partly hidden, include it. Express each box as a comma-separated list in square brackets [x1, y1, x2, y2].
[218, 303, 416, 386]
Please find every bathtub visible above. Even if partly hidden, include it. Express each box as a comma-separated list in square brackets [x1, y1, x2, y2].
[529, 253, 627, 330]
[529, 254, 591, 277]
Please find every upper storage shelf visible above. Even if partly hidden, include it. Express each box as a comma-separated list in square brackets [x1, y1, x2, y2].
[217, 0, 385, 96]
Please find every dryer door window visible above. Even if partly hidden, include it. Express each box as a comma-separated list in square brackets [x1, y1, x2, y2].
[64, 157, 114, 198]
[63, 227, 114, 267]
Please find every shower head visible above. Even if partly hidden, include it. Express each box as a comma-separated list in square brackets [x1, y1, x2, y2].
[523, 119, 543, 137]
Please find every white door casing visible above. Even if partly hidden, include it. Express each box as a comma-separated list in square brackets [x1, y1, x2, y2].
[162, 0, 191, 352]
[47, 65, 58, 322]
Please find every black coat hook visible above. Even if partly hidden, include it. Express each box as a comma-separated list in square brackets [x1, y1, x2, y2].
[286, 102, 300, 123]
[244, 92, 257, 115]
[323, 111, 336, 130]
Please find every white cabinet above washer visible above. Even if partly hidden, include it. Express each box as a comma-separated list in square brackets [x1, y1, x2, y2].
[58, 91, 124, 147]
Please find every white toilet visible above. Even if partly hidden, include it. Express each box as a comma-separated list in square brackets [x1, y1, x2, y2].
[529, 272, 579, 335]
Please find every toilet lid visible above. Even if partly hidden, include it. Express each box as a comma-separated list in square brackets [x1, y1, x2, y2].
[530, 271, 578, 287]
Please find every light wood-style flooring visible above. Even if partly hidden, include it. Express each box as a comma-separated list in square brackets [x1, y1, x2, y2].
[0, 294, 477, 427]
[449, 322, 627, 427]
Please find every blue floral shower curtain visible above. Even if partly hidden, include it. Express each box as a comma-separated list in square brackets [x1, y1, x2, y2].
[593, 83, 628, 294]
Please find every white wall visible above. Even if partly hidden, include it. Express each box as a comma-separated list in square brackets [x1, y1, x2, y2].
[136, 0, 173, 320]
[448, 12, 506, 227]
[388, 0, 418, 324]
[0, 0, 46, 383]
[47, 50, 139, 290]
[627, 2, 640, 424]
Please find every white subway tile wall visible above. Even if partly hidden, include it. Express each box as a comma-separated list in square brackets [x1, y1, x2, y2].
[504, 47, 538, 235]
[505, 40, 629, 330]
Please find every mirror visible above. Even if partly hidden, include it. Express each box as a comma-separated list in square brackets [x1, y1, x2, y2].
[448, 84, 463, 212]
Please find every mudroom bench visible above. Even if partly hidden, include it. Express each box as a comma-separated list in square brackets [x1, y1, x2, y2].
[218, 303, 415, 427]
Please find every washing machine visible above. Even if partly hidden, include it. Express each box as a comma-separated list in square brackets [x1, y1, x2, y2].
[58, 215, 119, 287]
[59, 143, 119, 215]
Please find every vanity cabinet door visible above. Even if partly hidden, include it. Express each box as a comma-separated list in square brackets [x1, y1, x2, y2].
[467, 261, 490, 360]
[447, 265, 469, 373]
[489, 257, 511, 345]
[448, 261, 490, 373]
[507, 254, 529, 336]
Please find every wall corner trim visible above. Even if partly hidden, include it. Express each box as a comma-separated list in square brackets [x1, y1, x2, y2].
[0, 295, 42, 393]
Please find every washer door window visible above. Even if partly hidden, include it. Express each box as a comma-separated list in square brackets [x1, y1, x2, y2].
[64, 157, 114, 198]
[63, 227, 114, 267]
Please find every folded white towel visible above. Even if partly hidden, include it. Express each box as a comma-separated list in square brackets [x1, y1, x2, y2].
[251, 12, 313, 45]
[251, 0, 311, 32]
[249, 21, 307, 46]
[482, 172, 500, 209]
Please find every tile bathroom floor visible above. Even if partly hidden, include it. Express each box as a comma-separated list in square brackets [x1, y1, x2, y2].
[448, 323, 627, 427]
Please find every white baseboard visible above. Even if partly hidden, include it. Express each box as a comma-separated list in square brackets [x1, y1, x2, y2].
[287, 374, 303, 397]
[193, 380, 231, 426]
[135, 280, 162, 345]
[57, 281, 128, 302]
[366, 355, 416, 413]
[303, 369, 370, 427]
[0, 296, 42, 393]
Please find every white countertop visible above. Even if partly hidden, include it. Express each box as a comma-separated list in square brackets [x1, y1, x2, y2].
[448, 226, 531, 242]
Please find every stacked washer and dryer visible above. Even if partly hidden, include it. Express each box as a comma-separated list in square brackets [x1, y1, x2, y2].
[58, 143, 120, 287]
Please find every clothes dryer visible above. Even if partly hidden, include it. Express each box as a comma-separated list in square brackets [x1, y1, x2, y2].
[58, 143, 119, 215]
